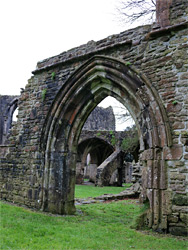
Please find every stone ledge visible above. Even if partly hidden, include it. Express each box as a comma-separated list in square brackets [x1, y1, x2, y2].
[32, 40, 133, 74]
[145, 21, 188, 40]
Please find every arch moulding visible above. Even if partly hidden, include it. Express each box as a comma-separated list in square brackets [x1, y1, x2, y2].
[40, 55, 172, 231]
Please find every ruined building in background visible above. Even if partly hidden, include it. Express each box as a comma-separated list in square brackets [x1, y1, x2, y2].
[77, 106, 118, 185]
[0, 95, 19, 145]
[83, 106, 115, 131]
[0, 0, 188, 236]
[76, 127, 139, 186]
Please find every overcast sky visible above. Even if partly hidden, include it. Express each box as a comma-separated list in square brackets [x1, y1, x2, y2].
[0, 0, 135, 96]
[1, 0, 137, 130]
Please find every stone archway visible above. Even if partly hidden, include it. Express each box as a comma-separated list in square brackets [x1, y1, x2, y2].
[76, 137, 114, 184]
[0, 97, 18, 145]
[40, 55, 171, 231]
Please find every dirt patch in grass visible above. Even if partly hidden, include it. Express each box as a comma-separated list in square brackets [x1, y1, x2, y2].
[103, 197, 139, 204]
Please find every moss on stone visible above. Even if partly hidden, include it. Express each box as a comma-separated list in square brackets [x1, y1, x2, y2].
[173, 194, 188, 206]
[121, 134, 139, 152]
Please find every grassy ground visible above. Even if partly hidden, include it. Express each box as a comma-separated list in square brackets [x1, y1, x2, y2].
[0, 185, 187, 250]
[75, 183, 132, 198]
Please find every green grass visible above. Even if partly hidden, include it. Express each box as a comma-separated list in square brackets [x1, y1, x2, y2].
[75, 183, 132, 198]
[0, 185, 187, 249]
[1, 200, 187, 250]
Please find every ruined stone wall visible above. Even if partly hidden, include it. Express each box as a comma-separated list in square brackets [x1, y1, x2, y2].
[79, 130, 138, 153]
[79, 130, 122, 148]
[0, 0, 187, 235]
[0, 95, 19, 145]
[83, 106, 115, 131]
[96, 149, 123, 187]
[170, 0, 188, 25]
[77, 129, 139, 185]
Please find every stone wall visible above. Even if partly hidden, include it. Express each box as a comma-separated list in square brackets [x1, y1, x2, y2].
[76, 129, 139, 184]
[79, 130, 138, 151]
[83, 106, 115, 131]
[96, 149, 123, 187]
[0, 0, 188, 235]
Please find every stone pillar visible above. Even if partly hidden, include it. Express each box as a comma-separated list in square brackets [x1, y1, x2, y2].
[140, 147, 170, 232]
[43, 151, 76, 215]
[76, 162, 84, 184]
[88, 164, 98, 183]
[156, 0, 172, 27]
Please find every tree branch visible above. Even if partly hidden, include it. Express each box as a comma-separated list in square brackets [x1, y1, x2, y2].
[115, 0, 156, 25]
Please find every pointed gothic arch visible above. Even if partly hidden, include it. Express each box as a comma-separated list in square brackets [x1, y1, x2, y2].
[40, 55, 172, 230]
[1, 97, 18, 145]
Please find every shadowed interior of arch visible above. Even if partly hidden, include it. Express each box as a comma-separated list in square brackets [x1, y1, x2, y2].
[75, 96, 138, 187]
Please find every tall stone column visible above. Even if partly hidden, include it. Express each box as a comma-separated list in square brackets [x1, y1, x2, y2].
[156, 0, 172, 27]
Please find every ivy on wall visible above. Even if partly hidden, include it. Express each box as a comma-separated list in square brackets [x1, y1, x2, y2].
[121, 128, 139, 153]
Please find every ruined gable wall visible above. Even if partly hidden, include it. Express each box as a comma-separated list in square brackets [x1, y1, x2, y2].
[83, 106, 116, 131]
[0, 26, 148, 207]
[1, 22, 187, 207]
[0, 25, 149, 206]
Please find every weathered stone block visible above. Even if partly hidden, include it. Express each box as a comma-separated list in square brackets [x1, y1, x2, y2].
[169, 226, 188, 236]
[175, 161, 184, 167]
[141, 166, 147, 189]
[166, 103, 182, 113]
[184, 154, 188, 160]
[159, 160, 167, 189]
[153, 189, 160, 227]
[153, 160, 160, 189]
[168, 215, 178, 223]
[173, 194, 188, 206]
[170, 173, 186, 181]
[180, 72, 188, 80]
[146, 160, 153, 188]
[161, 190, 172, 215]
[140, 149, 153, 161]
[163, 145, 183, 160]
[180, 213, 188, 224]
[172, 122, 185, 130]
[13, 195, 25, 204]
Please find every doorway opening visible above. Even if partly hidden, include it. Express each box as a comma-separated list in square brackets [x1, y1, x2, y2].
[75, 96, 140, 190]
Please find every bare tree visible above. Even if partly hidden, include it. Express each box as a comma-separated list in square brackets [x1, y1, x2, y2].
[115, 106, 132, 123]
[115, 0, 156, 26]
[113, 104, 135, 130]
